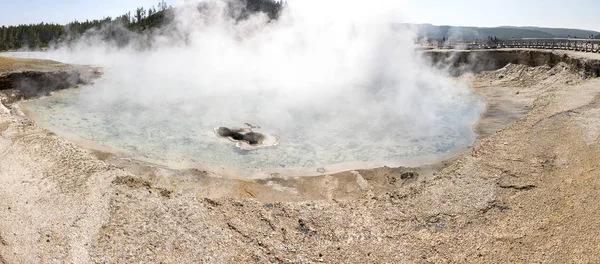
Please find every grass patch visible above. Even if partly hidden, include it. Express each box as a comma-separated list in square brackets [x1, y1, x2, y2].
[0, 55, 66, 72]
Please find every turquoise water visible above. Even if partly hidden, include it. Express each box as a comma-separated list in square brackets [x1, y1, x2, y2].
[14, 52, 484, 177]
[22, 83, 483, 177]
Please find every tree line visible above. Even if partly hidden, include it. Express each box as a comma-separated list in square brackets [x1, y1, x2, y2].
[0, 0, 285, 51]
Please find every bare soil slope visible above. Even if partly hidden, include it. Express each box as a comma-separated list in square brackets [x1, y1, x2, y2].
[0, 51, 599, 263]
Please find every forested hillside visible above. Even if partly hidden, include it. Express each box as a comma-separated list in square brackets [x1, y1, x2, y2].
[0, 0, 284, 51]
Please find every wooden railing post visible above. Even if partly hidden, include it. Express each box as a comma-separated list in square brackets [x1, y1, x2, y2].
[434, 38, 600, 53]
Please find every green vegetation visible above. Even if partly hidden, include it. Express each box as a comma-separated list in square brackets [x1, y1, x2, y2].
[0, 0, 285, 51]
[0, 56, 63, 72]
[234, 0, 285, 20]
[0, 0, 173, 51]
[0, 23, 65, 50]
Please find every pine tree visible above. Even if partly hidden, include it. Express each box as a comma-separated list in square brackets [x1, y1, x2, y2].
[0, 0, 285, 51]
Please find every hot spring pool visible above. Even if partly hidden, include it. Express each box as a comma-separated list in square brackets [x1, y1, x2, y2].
[21, 72, 484, 177]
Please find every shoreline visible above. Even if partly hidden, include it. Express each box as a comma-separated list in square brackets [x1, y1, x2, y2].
[18, 85, 480, 180]
[10, 48, 586, 181]
[5, 49, 593, 187]
[2, 49, 600, 262]
[9, 49, 561, 183]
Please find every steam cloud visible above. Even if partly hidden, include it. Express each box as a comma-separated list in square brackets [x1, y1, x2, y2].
[23, 0, 483, 175]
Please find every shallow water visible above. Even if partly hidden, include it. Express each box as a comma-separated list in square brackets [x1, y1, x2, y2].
[15, 52, 484, 177]
[22, 86, 483, 176]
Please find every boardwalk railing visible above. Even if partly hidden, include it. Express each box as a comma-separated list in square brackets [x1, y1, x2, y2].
[437, 38, 600, 53]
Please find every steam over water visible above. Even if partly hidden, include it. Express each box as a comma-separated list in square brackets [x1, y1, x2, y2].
[22, 69, 482, 176]
[17, 1, 484, 177]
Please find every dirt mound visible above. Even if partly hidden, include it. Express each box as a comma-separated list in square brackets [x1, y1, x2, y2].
[478, 62, 582, 87]
[425, 49, 600, 78]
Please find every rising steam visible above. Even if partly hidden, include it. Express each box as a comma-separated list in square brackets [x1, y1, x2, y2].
[23, 0, 483, 176]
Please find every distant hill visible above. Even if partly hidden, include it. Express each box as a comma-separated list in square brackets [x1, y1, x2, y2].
[405, 24, 600, 40]
[500, 26, 599, 39]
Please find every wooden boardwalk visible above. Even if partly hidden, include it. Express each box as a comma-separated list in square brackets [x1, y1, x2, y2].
[438, 38, 600, 53]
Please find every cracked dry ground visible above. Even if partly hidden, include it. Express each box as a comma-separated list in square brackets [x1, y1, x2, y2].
[0, 59, 600, 263]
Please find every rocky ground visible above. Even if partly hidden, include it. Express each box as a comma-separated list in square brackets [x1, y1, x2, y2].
[0, 56, 100, 104]
[0, 50, 599, 263]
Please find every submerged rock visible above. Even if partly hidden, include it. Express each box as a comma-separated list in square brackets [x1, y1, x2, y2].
[215, 127, 250, 141]
[214, 125, 280, 150]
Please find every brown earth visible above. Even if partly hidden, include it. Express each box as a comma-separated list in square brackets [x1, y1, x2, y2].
[0, 56, 101, 103]
[0, 50, 599, 263]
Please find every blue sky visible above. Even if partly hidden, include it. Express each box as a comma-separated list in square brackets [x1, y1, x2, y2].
[0, 0, 599, 31]
[404, 0, 600, 31]
[0, 0, 175, 26]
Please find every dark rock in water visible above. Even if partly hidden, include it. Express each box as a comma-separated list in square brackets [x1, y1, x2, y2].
[215, 127, 265, 146]
[230, 132, 245, 141]
[216, 127, 246, 141]
[243, 132, 265, 145]
[216, 127, 236, 137]
[215, 125, 280, 150]
[0, 70, 99, 99]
